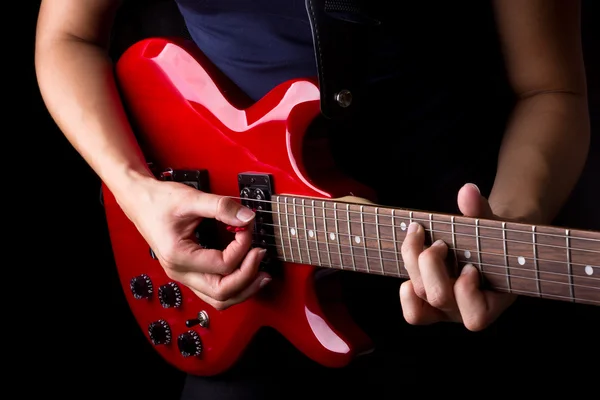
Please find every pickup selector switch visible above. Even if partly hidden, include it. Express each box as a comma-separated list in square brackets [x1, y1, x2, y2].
[130, 274, 153, 299]
[148, 319, 171, 345]
[158, 282, 183, 308]
[177, 330, 202, 357]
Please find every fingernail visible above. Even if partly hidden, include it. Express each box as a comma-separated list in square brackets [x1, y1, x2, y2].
[407, 222, 419, 234]
[461, 264, 476, 275]
[236, 206, 255, 222]
[258, 248, 267, 259]
[432, 239, 445, 247]
[259, 277, 271, 288]
[467, 183, 481, 195]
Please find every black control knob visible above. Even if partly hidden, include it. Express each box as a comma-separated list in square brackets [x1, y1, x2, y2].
[148, 319, 172, 345]
[177, 330, 202, 357]
[158, 282, 183, 308]
[130, 274, 153, 299]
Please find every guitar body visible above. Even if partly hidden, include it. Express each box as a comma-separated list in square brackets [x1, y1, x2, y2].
[102, 37, 376, 376]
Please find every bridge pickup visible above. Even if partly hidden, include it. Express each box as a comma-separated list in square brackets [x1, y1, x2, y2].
[153, 168, 217, 253]
[238, 173, 278, 272]
[158, 168, 209, 191]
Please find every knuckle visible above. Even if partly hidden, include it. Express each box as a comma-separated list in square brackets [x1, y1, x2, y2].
[400, 238, 414, 255]
[211, 300, 229, 311]
[426, 285, 453, 309]
[210, 287, 230, 303]
[162, 265, 178, 280]
[218, 261, 238, 275]
[417, 250, 437, 265]
[412, 282, 427, 299]
[159, 243, 179, 265]
[402, 308, 425, 326]
[463, 315, 489, 332]
[216, 196, 235, 216]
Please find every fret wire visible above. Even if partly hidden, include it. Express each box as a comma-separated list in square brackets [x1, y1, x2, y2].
[532, 225, 541, 296]
[408, 211, 413, 273]
[311, 200, 322, 267]
[268, 222, 599, 271]
[376, 208, 385, 274]
[502, 222, 511, 293]
[301, 198, 312, 265]
[476, 219, 483, 285]
[392, 209, 401, 277]
[284, 197, 295, 263]
[241, 195, 600, 243]
[429, 213, 434, 243]
[292, 198, 303, 264]
[269, 237, 600, 301]
[334, 203, 344, 269]
[361, 205, 370, 273]
[346, 203, 357, 271]
[272, 245, 600, 297]
[451, 216, 458, 276]
[322, 201, 333, 269]
[276, 198, 287, 262]
[266, 205, 600, 253]
[566, 229, 575, 302]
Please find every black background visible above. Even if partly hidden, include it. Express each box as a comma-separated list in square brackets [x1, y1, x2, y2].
[21, 1, 599, 398]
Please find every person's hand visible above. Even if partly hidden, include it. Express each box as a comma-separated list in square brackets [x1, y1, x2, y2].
[399, 183, 517, 331]
[117, 177, 270, 310]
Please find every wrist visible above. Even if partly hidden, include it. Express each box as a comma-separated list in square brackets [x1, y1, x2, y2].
[107, 165, 157, 205]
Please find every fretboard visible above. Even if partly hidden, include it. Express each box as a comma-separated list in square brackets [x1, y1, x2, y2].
[263, 195, 600, 306]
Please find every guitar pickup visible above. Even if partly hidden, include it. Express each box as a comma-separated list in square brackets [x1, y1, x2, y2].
[159, 168, 209, 191]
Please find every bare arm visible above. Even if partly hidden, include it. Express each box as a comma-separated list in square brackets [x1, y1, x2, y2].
[35, 0, 154, 199]
[35, 0, 270, 310]
[490, 0, 590, 224]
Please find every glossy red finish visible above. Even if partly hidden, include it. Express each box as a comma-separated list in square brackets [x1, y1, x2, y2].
[102, 37, 375, 376]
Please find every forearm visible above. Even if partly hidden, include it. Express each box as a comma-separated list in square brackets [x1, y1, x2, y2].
[489, 92, 590, 224]
[35, 36, 154, 198]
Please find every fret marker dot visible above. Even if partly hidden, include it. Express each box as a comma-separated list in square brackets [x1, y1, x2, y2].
[308, 230, 314, 238]
[518, 256, 526, 265]
[464, 250, 471, 259]
[585, 265, 594, 276]
[290, 228, 296, 236]
[354, 236, 361, 244]
[329, 233, 336, 240]
[400, 222, 407, 231]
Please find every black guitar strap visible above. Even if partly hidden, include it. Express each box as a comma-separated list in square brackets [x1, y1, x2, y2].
[305, 0, 381, 120]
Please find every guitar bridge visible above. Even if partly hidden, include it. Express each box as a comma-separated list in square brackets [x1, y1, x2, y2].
[238, 173, 278, 272]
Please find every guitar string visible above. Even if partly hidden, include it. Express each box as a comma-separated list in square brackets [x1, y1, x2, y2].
[227, 195, 600, 244]
[263, 243, 600, 305]
[255, 241, 600, 295]
[256, 230, 599, 285]
[263, 223, 599, 273]
[248, 207, 600, 256]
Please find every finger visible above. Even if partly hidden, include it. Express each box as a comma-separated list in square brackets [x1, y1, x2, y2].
[399, 280, 448, 325]
[400, 222, 426, 298]
[418, 239, 458, 314]
[457, 183, 495, 219]
[454, 264, 518, 331]
[192, 272, 270, 311]
[173, 228, 254, 275]
[185, 248, 269, 301]
[182, 192, 256, 227]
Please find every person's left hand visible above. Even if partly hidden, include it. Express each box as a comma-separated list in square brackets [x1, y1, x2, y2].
[399, 183, 518, 331]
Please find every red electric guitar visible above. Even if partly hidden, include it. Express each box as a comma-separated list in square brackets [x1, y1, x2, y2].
[102, 37, 600, 376]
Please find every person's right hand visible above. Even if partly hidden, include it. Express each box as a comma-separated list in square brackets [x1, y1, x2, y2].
[117, 177, 271, 310]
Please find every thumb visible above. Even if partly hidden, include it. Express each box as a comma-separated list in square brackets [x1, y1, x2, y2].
[457, 183, 495, 219]
[186, 192, 256, 226]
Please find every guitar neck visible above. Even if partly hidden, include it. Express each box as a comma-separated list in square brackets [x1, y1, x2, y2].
[265, 195, 600, 306]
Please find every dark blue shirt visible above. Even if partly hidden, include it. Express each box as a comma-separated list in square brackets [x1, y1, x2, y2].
[174, 0, 317, 101]
[172, 0, 514, 205]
